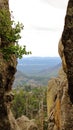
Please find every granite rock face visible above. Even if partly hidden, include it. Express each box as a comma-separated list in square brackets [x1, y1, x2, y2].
[47, 68, 67, 130]
[0, 0, 18, 130]
[61, 0, 73, 103]
[47, 0, 73, 129]
[0, 1, 38, 130]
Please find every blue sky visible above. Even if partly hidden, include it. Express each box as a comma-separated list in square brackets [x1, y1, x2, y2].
[9, 0, 68, 57]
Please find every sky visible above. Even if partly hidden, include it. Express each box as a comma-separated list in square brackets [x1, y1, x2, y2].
[9, 0, 68, 57]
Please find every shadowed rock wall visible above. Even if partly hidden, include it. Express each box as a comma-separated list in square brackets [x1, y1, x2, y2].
[61, 0, 73, 103]
[0, 1, 38, 130]
[0, 0, 19, 130]
[47, 0, 73, 129]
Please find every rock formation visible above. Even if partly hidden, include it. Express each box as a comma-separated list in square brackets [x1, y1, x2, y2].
[17, 115, 38, 130]
[61, 0, 73, 103]
[47, 0, 73, 129]
[0, 0, 18, 130]
[0, 0, 38, 130]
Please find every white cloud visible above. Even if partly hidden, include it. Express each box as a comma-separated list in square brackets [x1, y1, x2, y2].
[9, 0, 68, 57]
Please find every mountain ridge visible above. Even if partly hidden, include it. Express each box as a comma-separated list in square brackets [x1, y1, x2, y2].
[14, 57, 61, 87]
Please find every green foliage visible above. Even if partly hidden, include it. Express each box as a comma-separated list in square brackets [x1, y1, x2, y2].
[0, 9, 31, 59]
[1, 44, 31, 60]
[12, 86, 47, 119]
[12, 89, 26, 118]
[0, 9, 23, 43]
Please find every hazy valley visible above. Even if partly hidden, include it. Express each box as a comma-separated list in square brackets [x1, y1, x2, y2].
[13, 57, 61, 87]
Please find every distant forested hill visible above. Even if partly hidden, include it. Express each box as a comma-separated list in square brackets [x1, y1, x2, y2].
[13, 57, 61, 87]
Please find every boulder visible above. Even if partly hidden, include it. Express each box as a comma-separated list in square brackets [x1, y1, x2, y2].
[17, 115, 38, 130]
